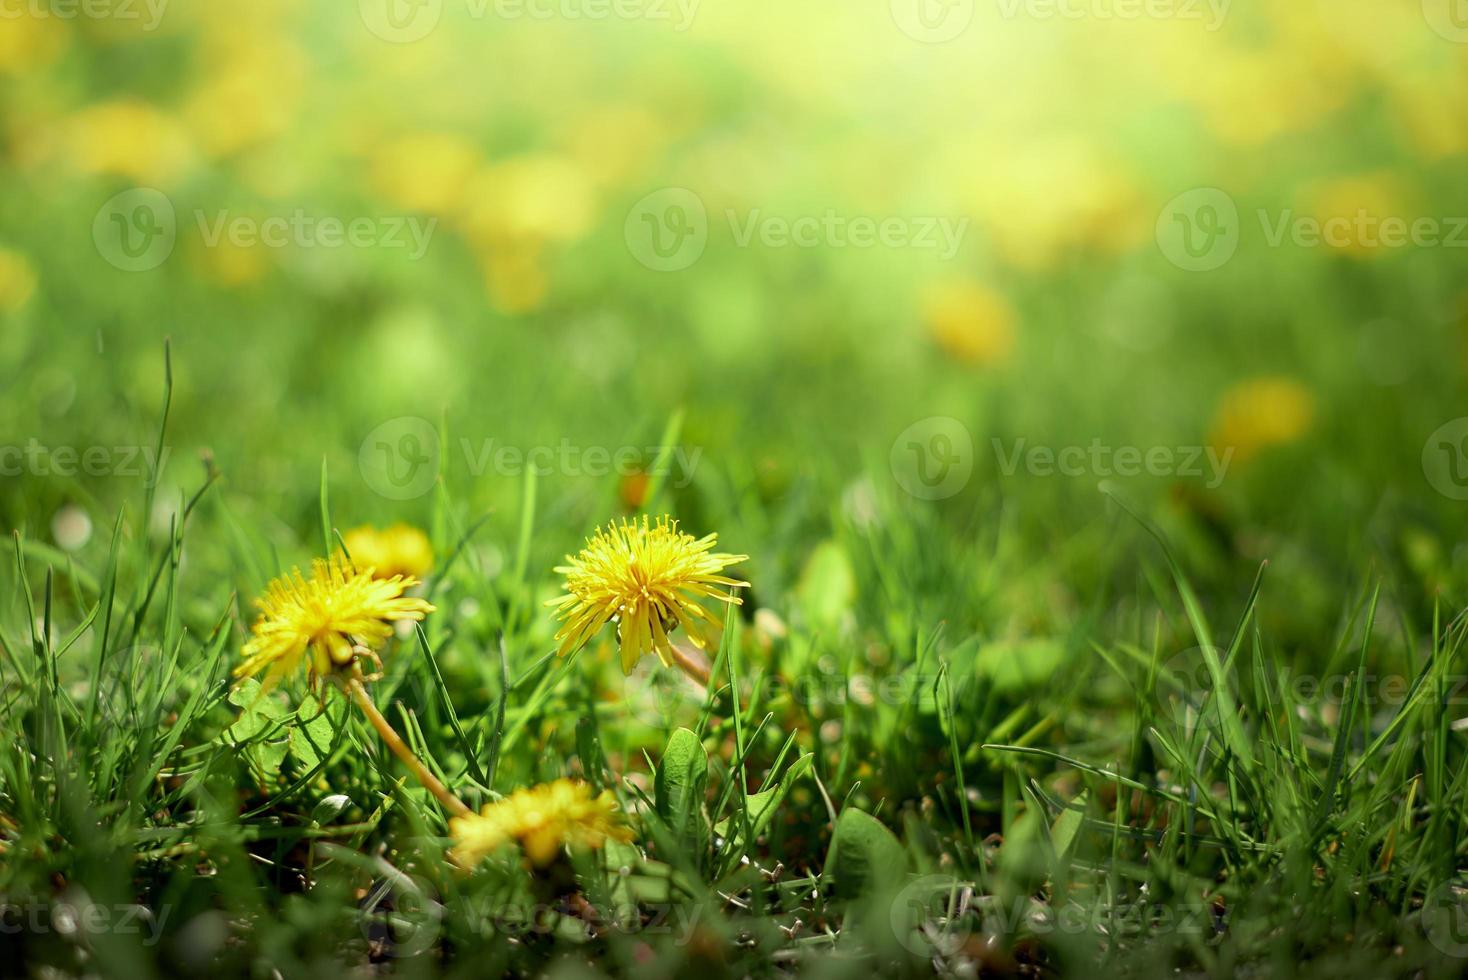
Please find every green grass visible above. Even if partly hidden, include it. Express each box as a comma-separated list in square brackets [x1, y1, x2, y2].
[2, 346, 1467, 979]
[4, 11, 1468, 975]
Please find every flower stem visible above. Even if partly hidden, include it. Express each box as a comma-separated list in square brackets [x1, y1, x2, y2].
[342, 672, 471, 818]
[668, 642, 711, 687]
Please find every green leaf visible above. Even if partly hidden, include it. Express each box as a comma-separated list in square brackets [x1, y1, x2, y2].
[975, 638, 1067, 695]
[795, 539, 855, 630]
[1049, 790, 1089, 858]
[823, 808, 908, 899]
[288, 694, 336, 772]
[655, 727, 708, 853]
[226, 679, 289, 743]
[713, 751, 814, 868]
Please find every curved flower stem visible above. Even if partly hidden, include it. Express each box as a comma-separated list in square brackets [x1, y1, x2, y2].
[341, 671, 471, 819]
[668, 642, 711, 687]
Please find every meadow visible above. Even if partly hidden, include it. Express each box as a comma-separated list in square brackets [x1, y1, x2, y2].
[3, 2, 1468, 977]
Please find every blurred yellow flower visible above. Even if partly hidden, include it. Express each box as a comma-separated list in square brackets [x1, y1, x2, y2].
[1175, 49, 1347, 148]
[450, 779, 631, 869]
[965, 137, 1146, 269]
[189, 236, 270, 288]
[562, 104, 670, 190]
[1209, 377, 1315, 463]
[0, 13, 68, 76]
[184, 35, 308, 159]
[478, 241, 549, 315]
[370, 132, 479, 216]
[236, 556, 434, 688]
[0, 249, 38, 314]
[58, 100, 193, 184]
[548, 516, 748, 675]
[1299, 172, 1413, 258]
[1387, 73, 1468, 160]
[342, 523, 434, 580]
[459, 154, 596, 246]
[921, 280, 1016, 367]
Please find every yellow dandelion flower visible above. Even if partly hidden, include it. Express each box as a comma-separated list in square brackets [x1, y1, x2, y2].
[450, 779, 631, 869]
[236, 555, 434, 687]
[548, 517, 748, 675]
[369, 132, 479, 216]
[0, 249, 38, 314]
[341, 523, 435, 580]
[921, 279, 1016, 367]
[59, 100, 194, 184]
[1209, 376, 1315, 464]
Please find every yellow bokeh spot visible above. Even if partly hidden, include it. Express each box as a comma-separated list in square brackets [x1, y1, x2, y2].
[370, 132, 480, 216]
[1209, 376, 1315, 463]
[921, 280, 1016, 367]
[0, 249, 38, 314]
[58, 100, 194, 185]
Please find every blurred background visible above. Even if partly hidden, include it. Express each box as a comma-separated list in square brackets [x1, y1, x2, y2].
[2, 0, 1468, 639]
